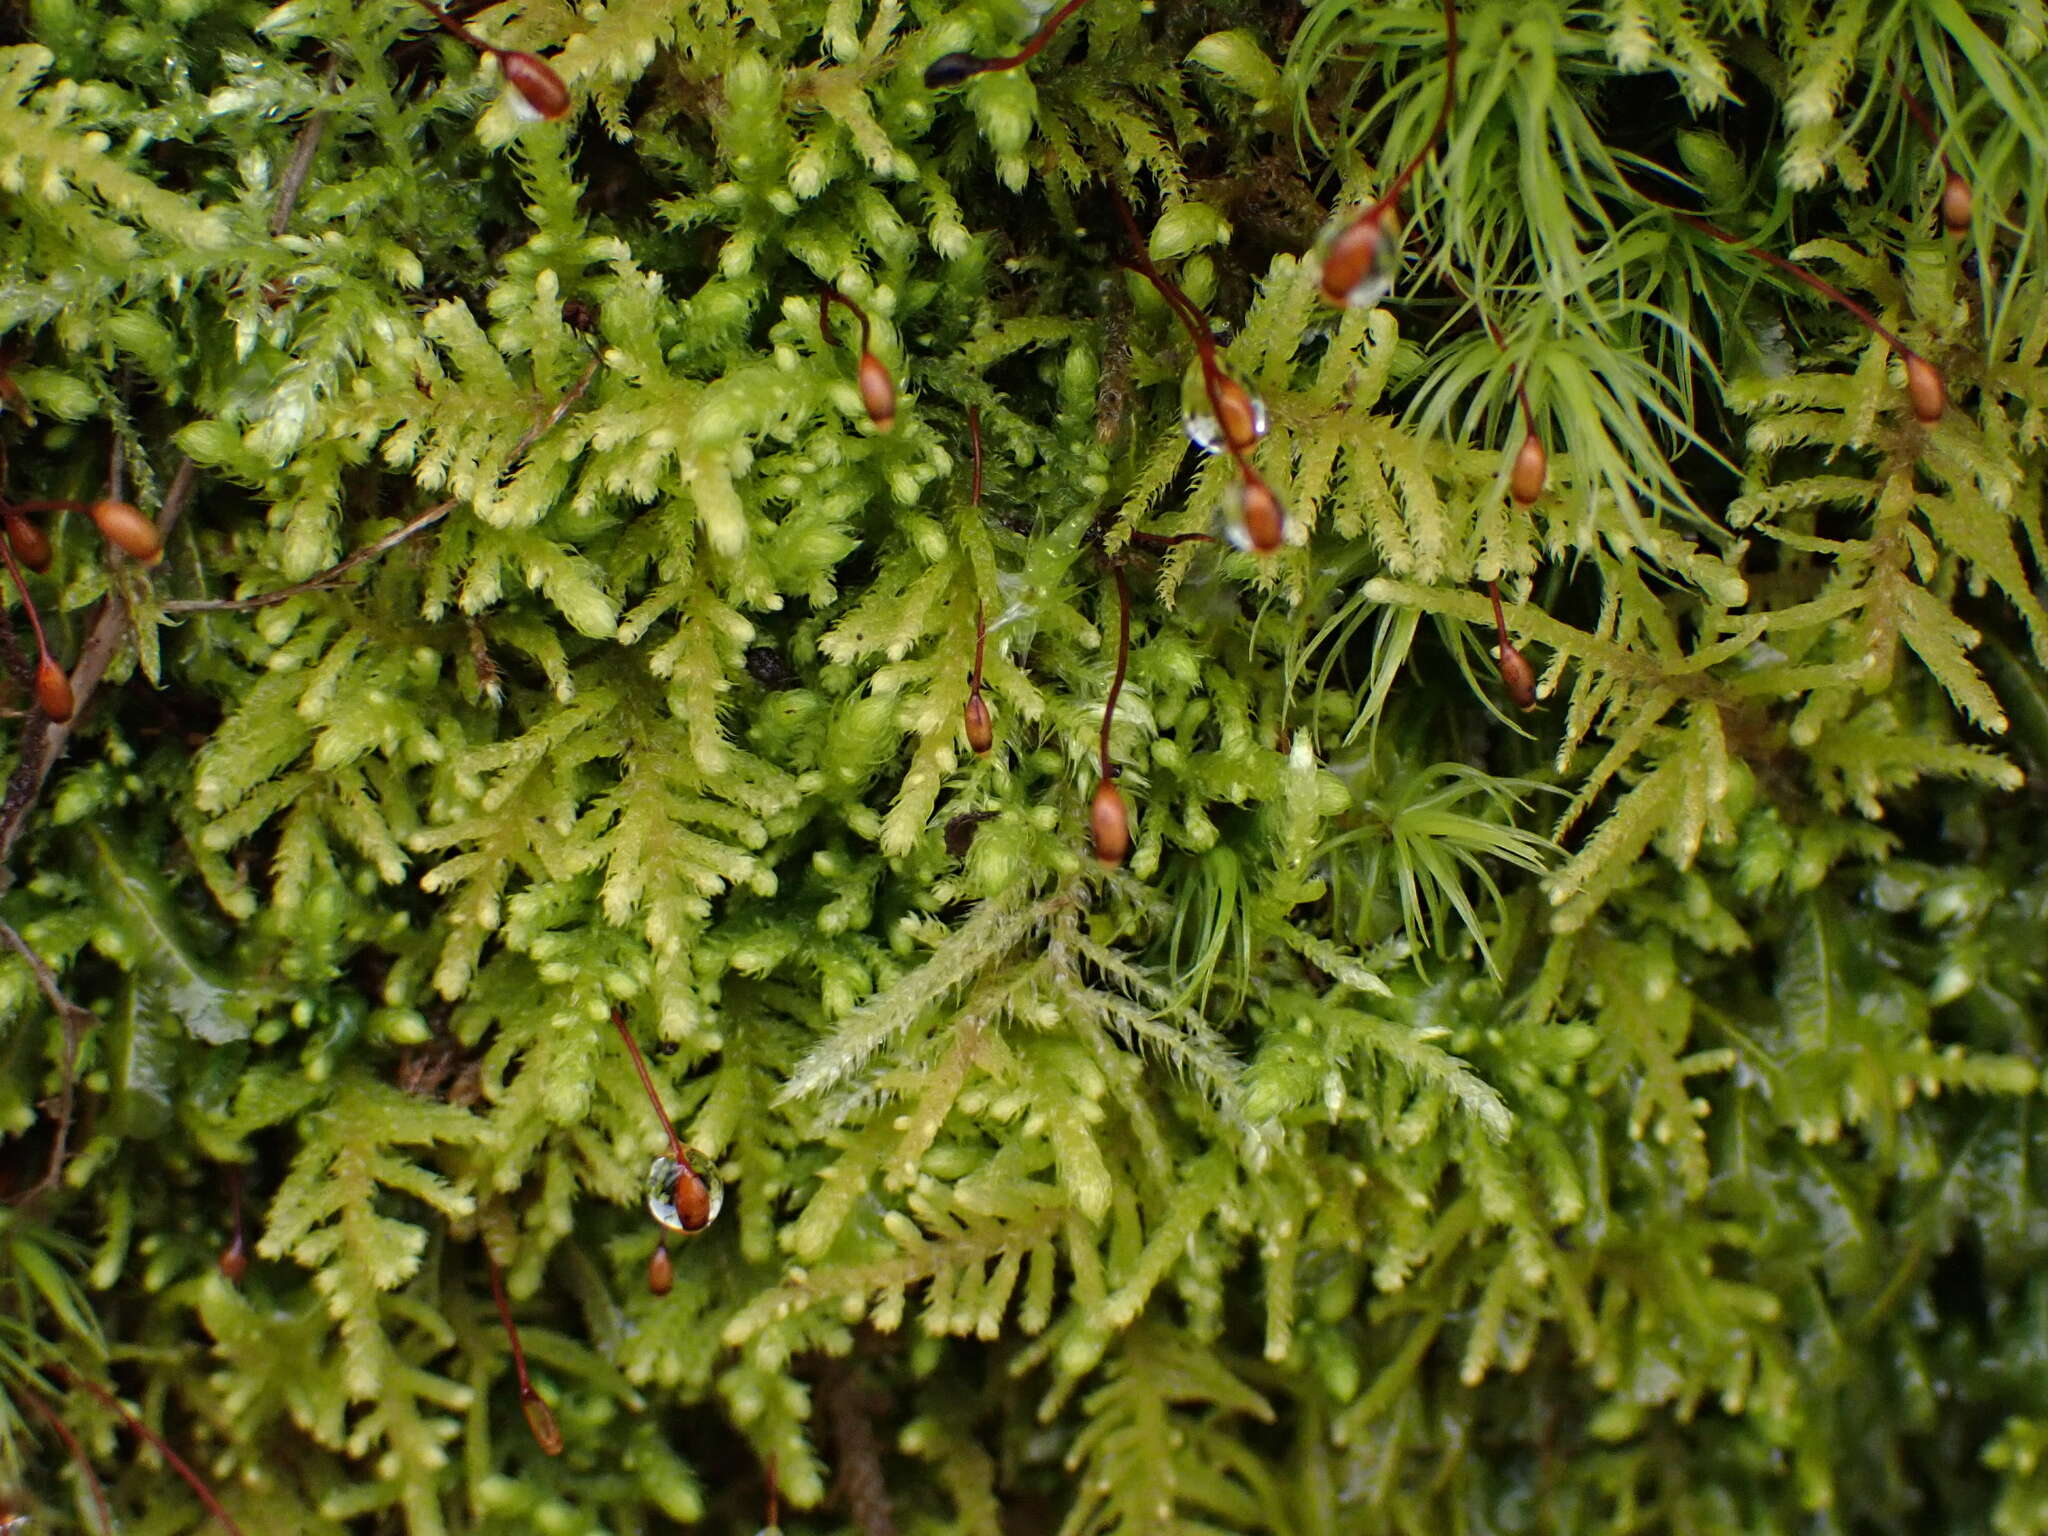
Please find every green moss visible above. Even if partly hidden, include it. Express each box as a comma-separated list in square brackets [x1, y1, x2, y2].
[1, 0, 2046, 1530]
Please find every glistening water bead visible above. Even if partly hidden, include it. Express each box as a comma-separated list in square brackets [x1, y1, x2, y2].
[1180, 361, 1267, 456]
[1316, 208, 1401, 309]
[647, 1153, 724, 1234]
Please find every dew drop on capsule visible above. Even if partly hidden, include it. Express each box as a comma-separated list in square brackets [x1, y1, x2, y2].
[1315, 207, 1401, 310]
[1180, 361, 1266, 456]
[1221, 469, 1286, 554]
[647, 1152, 724, 1234]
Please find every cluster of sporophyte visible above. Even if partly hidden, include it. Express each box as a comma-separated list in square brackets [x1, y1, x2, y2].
[2, 0, 2046, 1532]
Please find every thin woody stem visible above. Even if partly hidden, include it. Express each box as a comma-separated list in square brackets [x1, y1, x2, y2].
[163, 357, 597, 615]
[1101, 567, 1130, 784]
[610, 1008, 690, 1170]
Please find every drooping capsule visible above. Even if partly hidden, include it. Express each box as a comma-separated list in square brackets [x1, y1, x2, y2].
[858, 351, 897, 432]
[963, 691, 993, 755]
[1317, 206, 1400, 309]
[1495, 640, 1538, 711]
[1904, 353, 1946, 423]
[497, 50, 571, 122]
[1225, 468, 1286, 555]
[4, 514, 51, 573]
[1180, 362, 1269, 457]
[1509, 433, 1548, 508]
[647, 1153, 724, 1235]
[34, 656, 72, 723]
[924, 51, 984, 88]
[219, 1233, 249, 1285]
[521, 1389, 565, 1456]
[87, 499, 161, 564]
[1089, 777, 1129, 867]
[1210, 375, 1266, 456]
[648, 1241, 674, 1297]
[1941, 171, 1972, 238]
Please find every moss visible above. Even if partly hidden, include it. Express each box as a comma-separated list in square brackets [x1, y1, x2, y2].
[1, 0, 2047, 1530]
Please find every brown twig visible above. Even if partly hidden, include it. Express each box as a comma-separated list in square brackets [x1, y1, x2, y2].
[270, 60, 340, 238]
[160, 497, 458, 615]
[161, 356, 598, 616]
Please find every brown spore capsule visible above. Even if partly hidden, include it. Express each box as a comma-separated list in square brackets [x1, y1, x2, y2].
[87, 499, 162, 564]
[5, 513, 51, 573]
[218, 1234, 249, 1285]
[497, 50, 571, 122]
[1089, 778, 1129, 868]
[1318, 210, 1387, 307]
[858, 351, 897, 432]
[1509, 433, 1548, 508]
[1496, 640, 1538, 711]
[1213, 376, 1261, 454]
[35, 656, 73, 722]
[1941, 172, 1972, 238]
[648, 1241, 673, 1297]
[924, 51, 985, 88]
[670, 1161, 713, 1233]
[520, 1390, 565, 1456]
[1904, 353, 1946, 423]
[963, 691, 993, 755]
[1236, 469, 1285, 555]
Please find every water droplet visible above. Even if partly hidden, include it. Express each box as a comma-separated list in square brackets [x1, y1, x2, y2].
[1221, 470, 1286, 553]
[646, 1152, 724, 1234]
[1180, 361, 1267, 456]
[1315, 208, 1402, 309]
